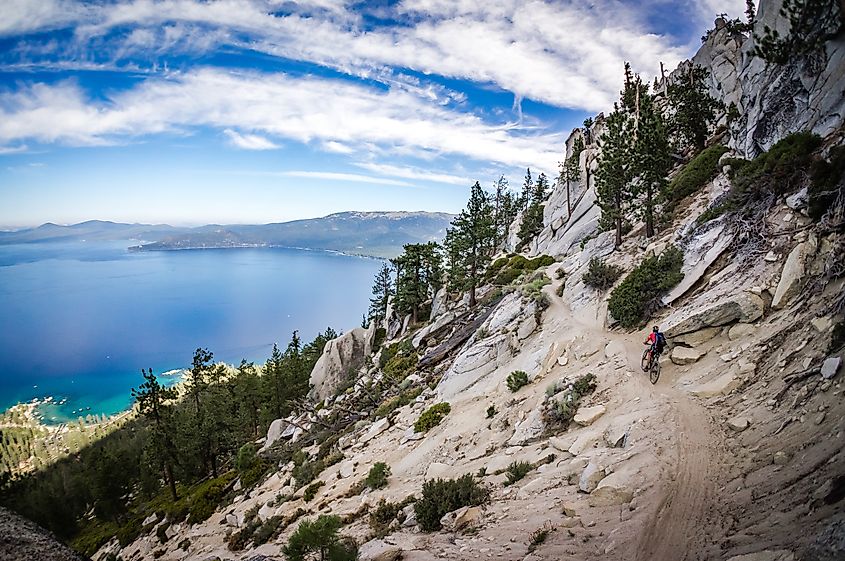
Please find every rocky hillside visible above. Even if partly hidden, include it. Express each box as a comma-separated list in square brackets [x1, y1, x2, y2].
[89, 2, 844, 561]
[0, 507, 91, 561]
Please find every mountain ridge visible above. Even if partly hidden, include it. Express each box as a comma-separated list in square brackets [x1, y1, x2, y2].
[0, 211, 456, 259]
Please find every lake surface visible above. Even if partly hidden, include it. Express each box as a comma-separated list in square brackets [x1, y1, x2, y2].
[0, 241, 382, 423]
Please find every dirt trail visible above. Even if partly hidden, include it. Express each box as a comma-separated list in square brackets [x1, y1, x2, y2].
[617, 339, 721, 561]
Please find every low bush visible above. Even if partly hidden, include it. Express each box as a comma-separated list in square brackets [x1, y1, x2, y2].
[528, 522, 554, 552]
[253, 514, 284, 546]
[373, 327, 387, 349]
[365, 462, 391, 490]
[303, 480, 325, 502]
[582, 258, 623, 290]
[414, 475, 489, 532]
[830, 320, 845, 353]
[283, 515, 357, 561]
[185, 471, 237, 525]
[486, 405, 496, 419]
[608, 246, 684, 328]
[809, 145, 845, 221]
[506, 370, 529, 392]
[236, 443, 268, 488]
[368, 495, 415, 537]
[383, 352, 418, 382]
[488, 254, 555, 285]
[494, 267, 522, 286]
[700, 132, 822, 223]
[504, 461, 532, 486]
[666, 145, 729, 203]
[292, 456, 324, 489]
[414, 402, 451, 433]
[374, 387, 423, 419]
[543, 373, 597, 430]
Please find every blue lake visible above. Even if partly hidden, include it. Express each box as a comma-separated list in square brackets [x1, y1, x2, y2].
[0, 241, 383, 423]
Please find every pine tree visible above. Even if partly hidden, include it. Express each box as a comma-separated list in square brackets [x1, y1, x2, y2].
[391, 242, 443, 323]
[517, 172, 549, 249]
[132, 368, 179, 500]
[666, 65, 723, 153]
[367, 263, 394, 327]
[519, 168, 533, 211]
[560, 136, 585, 217]
[444, 181, 496, 307]
[492, 176, 518, 249]
[596, 107, 634, 248]
[622, 71, 671, 238]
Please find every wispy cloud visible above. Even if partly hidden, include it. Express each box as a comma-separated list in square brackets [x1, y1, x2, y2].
[0, 144, 29, 154]
[355, 162, 469, 186]
[0, 69, 565, 171]
[0, 0, 740, 111]
[223, 129, 279, 150]
[279, 171, 413, 187]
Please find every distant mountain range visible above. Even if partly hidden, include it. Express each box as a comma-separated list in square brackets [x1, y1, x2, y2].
[0, 212, 455, 258]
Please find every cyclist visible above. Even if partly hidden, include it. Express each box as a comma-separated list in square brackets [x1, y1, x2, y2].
[643, 326, 666, 371]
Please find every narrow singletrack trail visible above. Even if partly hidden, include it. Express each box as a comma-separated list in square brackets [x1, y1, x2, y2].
[619, 340, 722, 561]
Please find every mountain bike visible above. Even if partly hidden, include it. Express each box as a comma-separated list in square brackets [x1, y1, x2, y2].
[641, 344, 661, 384]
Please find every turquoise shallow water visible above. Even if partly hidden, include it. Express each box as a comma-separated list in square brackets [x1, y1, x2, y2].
[0, 240, 382, 423]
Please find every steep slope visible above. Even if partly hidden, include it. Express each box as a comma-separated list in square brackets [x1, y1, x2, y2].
[85, 2, 844, 561]
[0, 506, 91, 561]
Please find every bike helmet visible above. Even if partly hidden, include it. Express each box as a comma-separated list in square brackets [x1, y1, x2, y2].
[652, 326, 659, 332]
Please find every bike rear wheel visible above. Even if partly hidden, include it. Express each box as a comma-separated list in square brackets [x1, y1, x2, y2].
[649, 357, 661, 384]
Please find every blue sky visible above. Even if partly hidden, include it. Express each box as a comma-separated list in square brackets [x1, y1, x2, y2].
[0, 0, 744, 228]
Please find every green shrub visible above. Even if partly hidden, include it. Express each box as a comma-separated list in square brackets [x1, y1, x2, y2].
[415, 474, 489, 532]
[809, 145, 845, 220]
[365, 462, 391, 490]
[543, 373, 597, 430]
[368, 498, 400, 537]
[374, 387, 422, 419]
[283, 515, 357, 561]
[186, 472, 237, 524]
[504, 461, 532, 486]
[414, 402, 451, 433]
[506, 370, 529, 392]
[700, 132, 822, 223]
[236, 443, 268, 488]
[666, 145, 729, 203]
[582, 258, 623, 290]
[253, 514, 284, 546]
[608, 246, 684, 328]
[486, 405, 496, 419]
[373, 327, 387, 349]
[509, 255, 530, 269]
[292, 457, 324, 489]
[178, 538, 190, 550]
[494, 267, 522, 286]
[156, 522, 170, 544]
[303, 480, 324, 502]
[383, 352, 418, 382]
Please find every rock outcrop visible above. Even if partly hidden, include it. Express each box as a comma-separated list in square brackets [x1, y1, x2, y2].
[309, 324, 376, 400]
[0, 507, 90, 561]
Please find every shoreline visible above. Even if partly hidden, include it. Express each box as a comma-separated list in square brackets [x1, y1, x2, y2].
[127, 243, 388, 260]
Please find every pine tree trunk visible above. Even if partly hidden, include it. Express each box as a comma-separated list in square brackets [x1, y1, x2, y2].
[566, 179, 571, 217]
[645, 184, 654, 238]
[211, 454, 218, 478]
[165, 462, 178, 501]
[615, 215, 622, 248]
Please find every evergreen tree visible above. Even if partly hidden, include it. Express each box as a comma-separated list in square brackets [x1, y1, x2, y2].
[367, 263, 394, 327]
[234, 360, 261, 440]
[492, 176, 518, 249]
[621, 71, 671, 238]
[517, 172, 549, 249]
[444, 181, 496, 307]
[519, 168, 533, 210]
[561, 136, 585, 217]
[596, 107, 634, 248]
[666, 65, 723, 152]
[391, 242, 443, 323]
[132, 368, 179, 500]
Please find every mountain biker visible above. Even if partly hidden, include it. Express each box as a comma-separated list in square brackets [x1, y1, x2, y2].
[643, 326, 666, 370]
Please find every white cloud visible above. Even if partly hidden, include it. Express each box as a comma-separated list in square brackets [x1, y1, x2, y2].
[0, 69, 565, 171]
[223, 129, 280, 150]
[279, 171, 412, 187]
[0, 144, 29, 154]
[321, 140, 355, 154]
[1, 0, 701, 111]
[355, 162, 469, 186]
